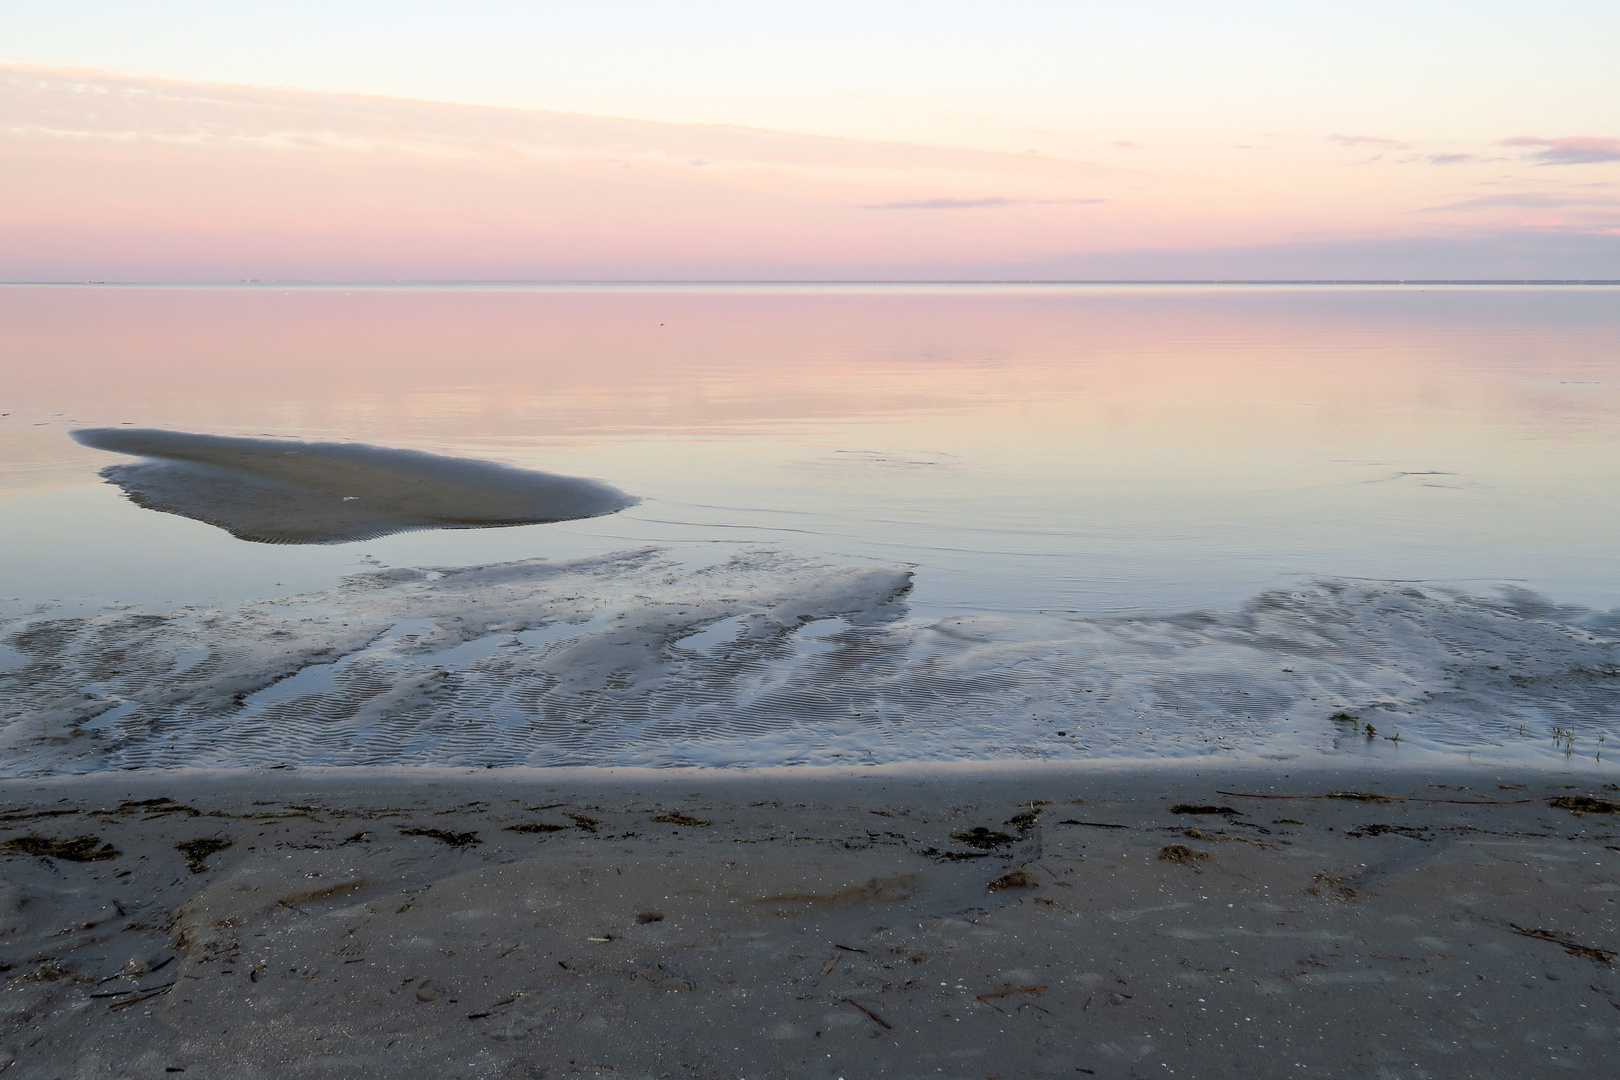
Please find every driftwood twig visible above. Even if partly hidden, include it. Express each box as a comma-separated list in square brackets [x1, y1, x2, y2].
[1506, 924, 1615, 965]
[105, 982, 176, 1010]
[976, 984, 1047, 1001]
[812, 954, 839, 986]
[843, 998, 893, 1029]
[1215, 790, 1553, 806]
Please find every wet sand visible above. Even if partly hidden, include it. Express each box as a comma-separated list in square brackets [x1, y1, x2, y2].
[1, 764, 1617, 1079]
[70, 428, 637, 545]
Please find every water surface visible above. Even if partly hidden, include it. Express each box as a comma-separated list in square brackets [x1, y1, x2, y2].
[6, 283, 1618, 616]
[3, 284, 1618, 771]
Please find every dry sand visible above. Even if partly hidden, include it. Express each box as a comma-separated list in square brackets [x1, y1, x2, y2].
[1, 764, 1617, 1079]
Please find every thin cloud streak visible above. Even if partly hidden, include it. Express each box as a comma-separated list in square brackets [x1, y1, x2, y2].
[1501, 136, 1620, 165]
[862, 197, 1105, 210]
[1427, 192, 1619, 212]
[1330, 134, 1407, 148]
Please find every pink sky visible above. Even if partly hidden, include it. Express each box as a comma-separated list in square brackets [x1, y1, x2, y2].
[3, 63, 1617, 280]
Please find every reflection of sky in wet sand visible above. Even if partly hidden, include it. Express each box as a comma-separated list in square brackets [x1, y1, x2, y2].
[4, 284, 1620, 621]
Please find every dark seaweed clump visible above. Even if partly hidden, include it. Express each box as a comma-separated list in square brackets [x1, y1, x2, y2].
[919, 848, 991, 861]
[986, 869, 1035, 891]
[1158, 844, 1209, 864]
[102, 796, 201, 818]
[1003, 809, 1042, 832]
[399, 827, 482, 847]
[504, 822, 569, 834]
[1169, 804, 1237, 816]
[175, 837, 234, 873]
[1346, 823, 1429, 840]
[650, 812, 711, 827]
[2, 835, 121, 862]
[1549, 796, 1618, 815]
[950, 827, 1018, 850]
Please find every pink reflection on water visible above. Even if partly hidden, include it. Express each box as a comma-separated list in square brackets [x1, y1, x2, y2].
[5, 285, 1617, 448]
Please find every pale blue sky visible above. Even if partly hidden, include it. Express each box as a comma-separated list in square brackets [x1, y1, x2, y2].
[7, 1, 1618, 155]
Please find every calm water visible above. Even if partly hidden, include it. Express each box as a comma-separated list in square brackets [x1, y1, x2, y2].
[5, 283, 1619, 618]
[3, 284, 1619, 771]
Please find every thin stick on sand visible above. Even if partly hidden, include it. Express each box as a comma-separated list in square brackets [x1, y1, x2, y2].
[812, 954, 840, 986]
[1506, 924, 1616, 965]
[1215, 791, 1557, 806]
[105, 983, 176, 1010]
[843, 998, 893, 1029]
[976, 985, 1047, 1001]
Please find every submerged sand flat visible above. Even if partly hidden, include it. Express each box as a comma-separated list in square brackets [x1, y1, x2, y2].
[70, 428, 639, 544]
[0, 766, 1616, 1079]
[2, 547, 1619, 773]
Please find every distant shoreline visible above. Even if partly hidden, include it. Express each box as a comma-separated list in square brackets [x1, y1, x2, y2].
[5, 278, 1620, 287]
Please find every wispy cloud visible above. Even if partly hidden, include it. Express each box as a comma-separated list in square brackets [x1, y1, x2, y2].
[1501, 136, 1620, 165]
[1330, 134, 1407, 148]
[1426, 191, 1617, 212]
[1426, 153, 1475, 165]
[7, 62, 1611, 280]
[1, 63, 1162, 279]
[862, 196, 1105, 210]
[0, 62, 1127, 180]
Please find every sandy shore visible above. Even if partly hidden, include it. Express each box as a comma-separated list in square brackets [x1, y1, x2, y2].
[1, 763, 1617, 1079]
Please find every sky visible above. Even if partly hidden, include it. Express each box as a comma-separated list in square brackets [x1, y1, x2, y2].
[3, 0, 1618, 280]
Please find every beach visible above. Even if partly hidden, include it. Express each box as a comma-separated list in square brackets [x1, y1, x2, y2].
[2, 763, 1616, 1079]
[8, 2, 1620, 1073]
[6, 286, 1620, 1076]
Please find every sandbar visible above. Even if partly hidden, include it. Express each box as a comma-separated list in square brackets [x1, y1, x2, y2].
[69, 428, 638, 544]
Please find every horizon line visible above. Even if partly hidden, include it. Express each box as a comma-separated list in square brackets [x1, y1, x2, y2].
[5, 279, 1619, 287]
